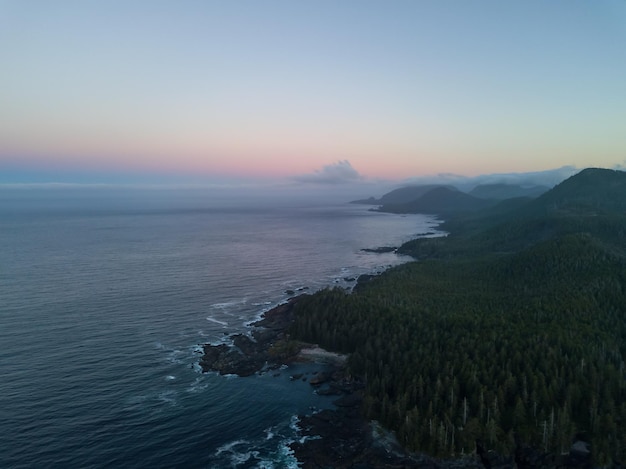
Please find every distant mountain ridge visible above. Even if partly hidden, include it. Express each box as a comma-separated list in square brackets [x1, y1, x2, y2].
[352, 182, 550, 215]
[378, 186, 496, 215]
[399, 167, 626, 258]
[469, 183, 549, 200]
[295, 167, 626, 464]
[529, 167, 626, 215]
[351, 184, 457, 205]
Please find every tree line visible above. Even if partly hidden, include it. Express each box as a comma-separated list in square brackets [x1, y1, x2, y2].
[289, 232, 626, 464]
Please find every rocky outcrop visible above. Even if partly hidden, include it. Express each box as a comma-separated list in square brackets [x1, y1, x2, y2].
[199, 295, 307, 376]
[361, 246, 398, 253]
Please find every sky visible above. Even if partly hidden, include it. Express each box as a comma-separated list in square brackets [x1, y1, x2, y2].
[1, 0, 625, 188]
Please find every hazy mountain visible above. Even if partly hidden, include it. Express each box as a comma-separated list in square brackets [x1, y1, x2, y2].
[378, 186, 496, 215]
[469, 183, 549, 200]
[293, 167, 626, 463]
[351, 184, 457, 205]
[528, 167, 626, 215]
[353, 181, 550, 210]
[400, 167, 626, 258]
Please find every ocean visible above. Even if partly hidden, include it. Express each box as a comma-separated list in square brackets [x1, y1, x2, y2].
[0, 188, 441, 468]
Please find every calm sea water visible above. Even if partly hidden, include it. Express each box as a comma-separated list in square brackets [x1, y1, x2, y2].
[0, 189, 440, 468]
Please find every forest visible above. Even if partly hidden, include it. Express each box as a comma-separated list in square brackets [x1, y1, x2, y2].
[289, 168, 626, 464]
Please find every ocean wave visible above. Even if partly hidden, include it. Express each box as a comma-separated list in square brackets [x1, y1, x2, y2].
[186, 377, 208, 393]
[289, 414, 301, 433]
[157, 390, 178, 406]
[166, 349, 184, 364]
[254, 440, 299, 469]
[210, 298, 249, 313]
[206, 316, 229, 326]
[214, 439, 263, 467]
[210, 301, 239, 309]
[251, 301, 273, 307]
[215, 439, 250, 456]
[213, 433, 300, 469]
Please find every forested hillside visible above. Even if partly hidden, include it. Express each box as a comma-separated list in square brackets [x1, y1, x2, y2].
[351, 184, 458, 205]
[289, 168, 626, 464]
[379, 186, 496, 216]
[469, 183, 549, 200]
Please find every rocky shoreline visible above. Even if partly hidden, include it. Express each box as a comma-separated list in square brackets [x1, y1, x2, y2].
[199, 295, 307, 376]
[199, 293, 593, 468]
[199, 294, 440, 467]
[199, 294, 482, 467]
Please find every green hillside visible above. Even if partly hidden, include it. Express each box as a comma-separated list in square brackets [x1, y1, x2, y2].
[400, 168, 626, 259]
[289, 168, 626, 464]
[469, 183, 549, 200]
[380, 186, 496, 216]
[351, 184, 457, 205]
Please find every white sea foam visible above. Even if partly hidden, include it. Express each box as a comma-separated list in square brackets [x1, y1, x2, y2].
[231, 449, 259, 465]
[215, 439, 248, 456]
[165, 375, 176, 380]
[289, 414, 301, 433]
[249, 438, 300, 469]
[186, 377, 208, 393]
[210, 298, 249, 314]
[298, 434, 321, 444]
[210, 301, 238, 310]
[166, 350, 184, 364]
[273, 440, 299, 469]
[206, 316, 228, 326]
[246, 304, 277, 324]
[278, 440, 297, 459]
[214, 440, 263, 467]
[157, 390, 178, 406]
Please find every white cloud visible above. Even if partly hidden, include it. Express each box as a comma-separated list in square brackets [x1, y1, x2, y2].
[612, 161, 626, 172]
[399, 166, 580, 192]
[293, 160, 362, 184]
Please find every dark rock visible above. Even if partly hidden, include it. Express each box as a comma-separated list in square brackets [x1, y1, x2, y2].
[315, 386, 343, 396]
[232, 334, 261, 355]
[250, 328, 275, 345]
[200, 295, 311, 377]
[199, 343, 229, 371]
[333, 393, 362, 407]
[354, 273, 377, 289]
[360, 246, 398, 253]
[308, 371, 331, 386]
[251, 295, 306, 330]
[290, 404, 436, 469]
[210, 348, 260, 377]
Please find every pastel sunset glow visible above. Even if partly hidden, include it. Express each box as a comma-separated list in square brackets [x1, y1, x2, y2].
[2, 1, 626, 185]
